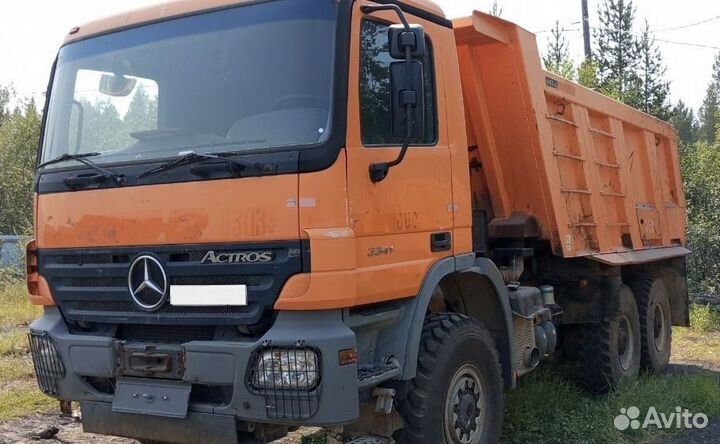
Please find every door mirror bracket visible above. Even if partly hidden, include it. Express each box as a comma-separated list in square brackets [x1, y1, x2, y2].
[361, 4, 426, 183]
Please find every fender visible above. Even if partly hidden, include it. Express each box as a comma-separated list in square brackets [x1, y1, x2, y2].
[384, 254, 515, 388]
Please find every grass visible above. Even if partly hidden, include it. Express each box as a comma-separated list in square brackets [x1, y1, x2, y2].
[689, 303, 720, 333]
[0, 279, 41, 327]
[0, 381, 56, 422]
[502, 304, 720, 444]
[502, 364, 720, 444]
[673, 327, 720, 364]
[0, 277, 55, 422]
[0, 356, 35, 383]
[0, 329, 30, 356]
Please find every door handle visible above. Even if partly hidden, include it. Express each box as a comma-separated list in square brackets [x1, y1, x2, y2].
[431, 232, 452, 252]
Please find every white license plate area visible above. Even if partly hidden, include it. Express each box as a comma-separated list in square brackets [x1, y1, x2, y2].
[169, 285, 247, 306]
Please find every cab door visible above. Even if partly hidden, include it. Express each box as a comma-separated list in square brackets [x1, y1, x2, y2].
[346, 2, 454, 306]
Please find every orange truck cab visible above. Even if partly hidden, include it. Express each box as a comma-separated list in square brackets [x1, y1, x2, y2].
[27, 1, 689, 443]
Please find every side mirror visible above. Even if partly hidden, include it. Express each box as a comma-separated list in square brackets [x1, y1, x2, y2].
[99, 73, 137, 97]
[361, 4, 427, 182]
[391, 60, 425, 140]
[388, 24, 426, 59]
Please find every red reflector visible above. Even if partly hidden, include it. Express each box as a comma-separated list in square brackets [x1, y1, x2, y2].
[339, 348, 358, 366]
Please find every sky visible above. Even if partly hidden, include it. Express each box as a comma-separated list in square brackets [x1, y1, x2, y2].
[1, 0, 718, 112]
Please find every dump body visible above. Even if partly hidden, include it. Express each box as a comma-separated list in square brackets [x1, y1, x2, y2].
[454, 12, 686, 261]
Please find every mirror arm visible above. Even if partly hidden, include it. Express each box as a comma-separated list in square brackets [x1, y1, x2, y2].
[367, 29, 417, 183]
[363, 5, 420, 183]
[360, 4, 411, 30]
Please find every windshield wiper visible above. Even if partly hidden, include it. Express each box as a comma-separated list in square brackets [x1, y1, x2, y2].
[139, 151, 265, 179]
[37, 152, 101, 169]
[38, 152, 126, 187]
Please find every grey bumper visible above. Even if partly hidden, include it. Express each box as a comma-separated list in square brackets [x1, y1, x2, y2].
[30, 307, 359, 427]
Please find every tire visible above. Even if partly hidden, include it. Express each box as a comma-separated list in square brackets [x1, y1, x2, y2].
[631, 277, 672, 373]
[578, 285, 641, 393]
[559, 324, 583, 361]
[396, 314, 504, 444]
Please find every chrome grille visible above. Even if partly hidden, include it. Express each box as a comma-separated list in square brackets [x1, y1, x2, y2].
[69, 300, 257, 315]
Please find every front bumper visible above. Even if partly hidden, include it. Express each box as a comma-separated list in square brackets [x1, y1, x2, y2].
[29, 307, 359, 438]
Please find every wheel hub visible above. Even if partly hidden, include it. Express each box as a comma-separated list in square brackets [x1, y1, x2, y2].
[653, 303, 667, 352]
[455, 384, 480, 436]
[444, 364, 485, 444]
[617, 315, 635, 371]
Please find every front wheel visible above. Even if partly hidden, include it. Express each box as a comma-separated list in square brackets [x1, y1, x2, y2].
[396, 314, 504, 444]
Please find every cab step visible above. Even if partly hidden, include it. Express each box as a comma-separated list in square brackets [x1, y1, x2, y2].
[357, 363, 400, 389]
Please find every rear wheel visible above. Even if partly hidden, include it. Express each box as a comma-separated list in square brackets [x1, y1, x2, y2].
[396, 314, 504, 444]
[578, 285, 641, 393]
[631, 277, 672, 373]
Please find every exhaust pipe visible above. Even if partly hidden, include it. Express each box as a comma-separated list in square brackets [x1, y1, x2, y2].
[523, 347, 540, 368]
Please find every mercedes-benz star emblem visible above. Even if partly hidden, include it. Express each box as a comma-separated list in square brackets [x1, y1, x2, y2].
[128, 255, 168, 311]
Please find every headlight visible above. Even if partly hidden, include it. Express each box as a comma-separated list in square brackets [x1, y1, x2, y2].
[28, 333, 65, 395]
[252, 348, 319, 390]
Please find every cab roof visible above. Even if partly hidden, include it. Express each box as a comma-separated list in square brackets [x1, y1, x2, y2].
[63, 0, 446, 45]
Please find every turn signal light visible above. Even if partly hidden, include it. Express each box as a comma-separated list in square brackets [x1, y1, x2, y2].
[339, 348, 358, 366]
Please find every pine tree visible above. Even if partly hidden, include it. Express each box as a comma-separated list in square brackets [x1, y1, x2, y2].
[636, 21, 670, 120]
[698, 52, 720, 143]
[699, 87, 719, 144]
[490, 0, 503, 17]
[595, 0, 642, 108]
[543, 21, 576, 80]
[670, 100, 698, 146]
[578, 59, 601, 90]
[0, 85, 13, 127]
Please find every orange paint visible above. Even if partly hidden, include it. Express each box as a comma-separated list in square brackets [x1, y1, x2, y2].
[28, 275, 55, 306]
[37, 175, 298, 249]
[455, 11, 685, 257]
[37, 0, 687, 312]
[26, 240, 54, 306]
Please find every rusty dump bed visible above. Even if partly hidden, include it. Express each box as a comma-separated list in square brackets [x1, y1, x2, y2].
[453, 12, 687, 263]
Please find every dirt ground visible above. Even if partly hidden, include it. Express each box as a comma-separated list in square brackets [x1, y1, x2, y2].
[0, 413, 319, 444]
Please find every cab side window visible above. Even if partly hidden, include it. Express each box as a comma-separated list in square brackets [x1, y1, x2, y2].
[359, 20, 438, 146]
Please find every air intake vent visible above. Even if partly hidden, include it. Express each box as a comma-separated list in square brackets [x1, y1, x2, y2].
[118, 324, 215, 343]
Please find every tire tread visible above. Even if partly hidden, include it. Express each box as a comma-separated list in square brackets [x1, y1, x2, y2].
[398, 313, 503, 444]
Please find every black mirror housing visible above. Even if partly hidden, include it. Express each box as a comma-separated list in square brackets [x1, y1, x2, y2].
[390, 60, 425, 140]
[388, 24, 426, 59]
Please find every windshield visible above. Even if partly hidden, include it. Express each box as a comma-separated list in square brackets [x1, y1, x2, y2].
[41, 0, 337, 168]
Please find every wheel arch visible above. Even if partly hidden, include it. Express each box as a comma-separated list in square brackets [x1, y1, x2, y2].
[622, 258, 689, 327]
[398, 255, 515, 389]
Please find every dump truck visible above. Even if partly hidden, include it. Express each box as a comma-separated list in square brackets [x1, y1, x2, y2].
[26, 1, 689, 443]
